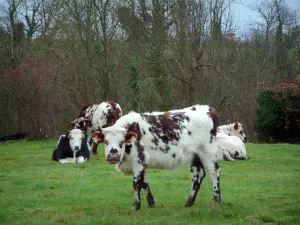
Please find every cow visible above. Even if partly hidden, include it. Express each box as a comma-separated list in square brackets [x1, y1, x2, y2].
[215, 122, 248, 161]
[217, 122, 247, 142]
[148, 106, 248, 161]
[52, 129, 90, 163]
[92, 105, 221, 211]
[215, 133, 248, 161]
[68, 101, 122, 154]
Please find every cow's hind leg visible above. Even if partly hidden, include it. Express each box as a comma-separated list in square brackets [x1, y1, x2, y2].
[204, 159, 221, 203]
[223, 149, 235, 161]
[185, 154, 206, 207]
[200, 142, 221, 203]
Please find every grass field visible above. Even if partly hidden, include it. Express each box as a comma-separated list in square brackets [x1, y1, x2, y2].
[0, 141, 299, 225]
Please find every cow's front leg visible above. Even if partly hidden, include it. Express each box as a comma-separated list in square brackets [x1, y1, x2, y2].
[73, 152, 77, 163]
[141, 172, 155, 208]
[132, 168, 143, 210]
[92, 142, 98, 155]
[185, 154, 206, 207]
[132, 159, 154, 210]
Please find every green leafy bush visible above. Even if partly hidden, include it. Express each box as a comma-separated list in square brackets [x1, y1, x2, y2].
[255, 78, 300, 143]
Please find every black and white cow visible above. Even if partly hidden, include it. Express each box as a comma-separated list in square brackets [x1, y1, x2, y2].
[52, 129, 90, 163]
[92, 105, 221, 210]
[68, 101, 122, 154]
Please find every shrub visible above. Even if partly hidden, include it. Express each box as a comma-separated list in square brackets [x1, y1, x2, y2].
[255, 77, 300, 143]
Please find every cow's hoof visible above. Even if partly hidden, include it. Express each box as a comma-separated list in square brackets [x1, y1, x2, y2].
[77, 156, 84, 163]
[147, 202, 155, 208]
[184, 202, 194, 208]
[146, 196, 155, 208]
[132, 201, 140, 211]
[213, 196, 221, 203]
[184, 196, 195, 207]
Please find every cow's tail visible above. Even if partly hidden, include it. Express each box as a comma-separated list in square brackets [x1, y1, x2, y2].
[207, 107, 219, 143]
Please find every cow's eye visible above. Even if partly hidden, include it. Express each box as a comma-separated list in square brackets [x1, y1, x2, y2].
[239, 130, 244, 135]
[104, 140, 109, 145]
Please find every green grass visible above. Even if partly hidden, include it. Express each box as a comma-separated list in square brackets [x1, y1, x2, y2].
[0, 141, 299, 225]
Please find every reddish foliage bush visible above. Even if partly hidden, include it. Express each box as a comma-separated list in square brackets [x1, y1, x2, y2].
[0, 61, 58, 139]
[255, 77, 300, 143]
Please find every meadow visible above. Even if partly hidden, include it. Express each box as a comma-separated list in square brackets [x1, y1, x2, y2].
[0, 141, 299, 225]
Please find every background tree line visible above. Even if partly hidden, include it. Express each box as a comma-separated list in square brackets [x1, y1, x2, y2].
[0, 0, 299, 141]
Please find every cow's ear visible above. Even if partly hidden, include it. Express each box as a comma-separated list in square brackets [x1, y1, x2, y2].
[68, 123, 74, 129]
[234, 122, 238, 130]
[125, 131, 137, 143]
[67, 132, 72, 139]
[92, 131, 104, 143]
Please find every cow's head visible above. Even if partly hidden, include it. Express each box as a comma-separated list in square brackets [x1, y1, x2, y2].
[92, 126, 136, 164]
[232, 122, 247, 142]
[67, 129, 85, 152]
[68, 117, 90, 131]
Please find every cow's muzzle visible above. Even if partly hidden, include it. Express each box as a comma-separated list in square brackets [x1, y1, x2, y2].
[107, 153, 120, 164]
[243, 137, 248, 143]
[74, 146, 80, 151]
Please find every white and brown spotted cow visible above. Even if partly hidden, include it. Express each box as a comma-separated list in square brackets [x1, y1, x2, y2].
[68, 101, 122, 154]
[92, 105, 221, 210]
[149, 106, 248, 161]
[217, 122, 247, 142]
[215, 133, 248, 161]
[216, 122, 248, 161]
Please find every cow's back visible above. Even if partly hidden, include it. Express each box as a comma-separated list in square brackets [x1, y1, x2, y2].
[123, 110, 215, 169]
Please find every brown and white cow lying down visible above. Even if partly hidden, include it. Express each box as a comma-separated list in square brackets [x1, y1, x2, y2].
[92, 105, 221, 210]
[218, 122, 247, 142]
[216, 122, 248, 161]
[68, 101, 122, 154]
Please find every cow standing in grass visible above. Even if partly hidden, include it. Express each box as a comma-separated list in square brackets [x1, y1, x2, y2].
[92, 105, 221, 210]
[68, 101, 122, 154]
[52, 129, 90, 163]
[149, 106, 248, 161]
[216, 122, 248, 161]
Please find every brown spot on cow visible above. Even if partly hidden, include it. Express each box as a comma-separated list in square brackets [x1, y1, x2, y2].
[141, 113, 188, 150]
[191, 107, 196, 111]
[76, 104, 93, 118]
[104, 101, 122, 128]
[164, 111, 170, 117]
[127, 123, 143, 141]
[234, 122, 238, 130]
